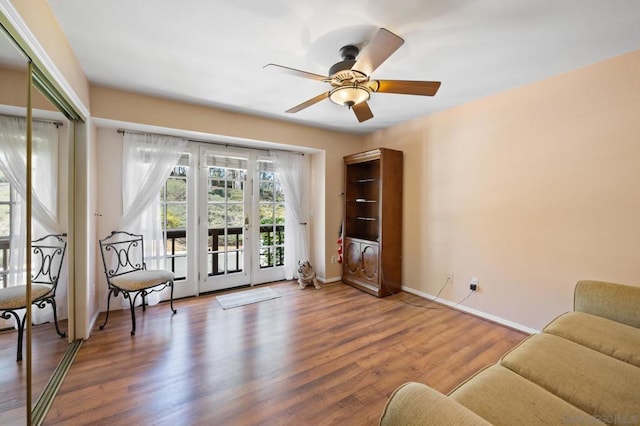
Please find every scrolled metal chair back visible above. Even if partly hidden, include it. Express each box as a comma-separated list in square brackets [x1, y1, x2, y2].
[31, 234, 67, 288]
[100, 231, 146, 279]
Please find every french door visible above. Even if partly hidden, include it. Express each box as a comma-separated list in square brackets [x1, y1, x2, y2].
[198, 147, 285, 293]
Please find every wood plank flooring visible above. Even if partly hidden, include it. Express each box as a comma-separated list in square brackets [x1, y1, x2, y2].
[45, 282, 528, 425]
[0, 319, 70, 425]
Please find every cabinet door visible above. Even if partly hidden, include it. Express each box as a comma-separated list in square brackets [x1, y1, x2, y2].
[360, 243, 379, 285]
[344, 239, 361, 278]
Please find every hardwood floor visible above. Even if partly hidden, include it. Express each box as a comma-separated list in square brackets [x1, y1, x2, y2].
[44, 282, 527, 425]
[0, 319, 70, 425]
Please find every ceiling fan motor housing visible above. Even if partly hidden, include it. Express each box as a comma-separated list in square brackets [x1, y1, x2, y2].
[329, 45, 360, 78]
[329, 59, 356, 78]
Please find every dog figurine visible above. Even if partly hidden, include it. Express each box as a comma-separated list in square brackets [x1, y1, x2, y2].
[297, 260, 321, 289]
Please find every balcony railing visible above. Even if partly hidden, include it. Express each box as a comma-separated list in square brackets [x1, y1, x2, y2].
[165, 229, 187, 280]
[208, 227, 243, 276]
[165, 225, 284, 279]
[165, 227, 245, 279]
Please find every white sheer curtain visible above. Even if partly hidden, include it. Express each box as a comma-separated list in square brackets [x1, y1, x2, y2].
[117, 132, 187, 305]
[0, 116, 61, 284]
[271, 150, 310, 279]
[31, 121, 63, 323]
[0, 116, 61, 324]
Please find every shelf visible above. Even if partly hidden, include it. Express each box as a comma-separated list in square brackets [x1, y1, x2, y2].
[346, 234, 380, 242]
[348, 178, 379, 184]
[347, 199, 378, 203]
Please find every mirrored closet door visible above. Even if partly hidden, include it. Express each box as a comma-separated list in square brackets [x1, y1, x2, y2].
[0, 21, 79, 425]
[0, 22, 31, 425]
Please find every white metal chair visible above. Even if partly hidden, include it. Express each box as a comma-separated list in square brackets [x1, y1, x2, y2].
[0, 234, 67, 362]
[99, 231, 176, 335]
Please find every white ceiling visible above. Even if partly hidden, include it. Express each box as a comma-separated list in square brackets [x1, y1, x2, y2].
[47, 0, 640, 135]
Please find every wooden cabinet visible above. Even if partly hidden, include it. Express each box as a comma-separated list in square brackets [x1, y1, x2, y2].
[342, 148, 402, 297]
[343, 238, 379, 289]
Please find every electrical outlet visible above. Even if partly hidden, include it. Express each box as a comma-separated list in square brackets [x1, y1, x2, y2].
[470, 277, 479, 291]
[331, 255, 337, 264]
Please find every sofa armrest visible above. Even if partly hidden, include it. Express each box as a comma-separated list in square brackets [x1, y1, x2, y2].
[379, 382, 492, 426]
[574, 280, 640, 328]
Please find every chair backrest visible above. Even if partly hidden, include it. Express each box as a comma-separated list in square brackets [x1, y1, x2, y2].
[31, 234, 67, 294]
[99, 231, 146, 280]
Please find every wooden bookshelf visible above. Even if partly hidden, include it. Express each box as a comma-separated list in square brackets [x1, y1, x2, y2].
[342, 148, 403, 297]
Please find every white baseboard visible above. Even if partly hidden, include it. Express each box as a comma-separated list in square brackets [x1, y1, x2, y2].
[401, 285, 540, 335]
[318, 276, 342, 284]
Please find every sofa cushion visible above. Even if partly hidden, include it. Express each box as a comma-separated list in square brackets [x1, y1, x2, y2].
[574, 280, 640, 328]
[544, 311, 640, 367]
[379, 382, 492, 426]
[449, 364, 605, 425]
[501, 333, 640, 421]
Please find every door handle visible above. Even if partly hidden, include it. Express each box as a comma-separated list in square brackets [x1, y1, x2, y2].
[244, 216, 250, 230]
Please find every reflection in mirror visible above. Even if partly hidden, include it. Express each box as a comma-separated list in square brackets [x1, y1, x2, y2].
[0, 23, 30, 425]
[0, 25, 71, 423]
[29, 75, 71, 411]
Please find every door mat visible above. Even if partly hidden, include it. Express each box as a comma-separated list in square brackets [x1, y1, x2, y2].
[216, 287, 281, 309]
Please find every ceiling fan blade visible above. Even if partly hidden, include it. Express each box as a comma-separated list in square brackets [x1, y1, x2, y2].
[264, 63, 327, 81]
[372, 80, 441, 96]
[285, 92, 329, 113]
[352, 101, 374, 123]
[352, 28, 404, 76]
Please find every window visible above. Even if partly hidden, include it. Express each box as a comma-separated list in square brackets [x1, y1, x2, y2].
[258, 161, 285, 269]
[207, 164, 246, 276]
[0, 170, 14, 289]
[160, 165, 188, 280]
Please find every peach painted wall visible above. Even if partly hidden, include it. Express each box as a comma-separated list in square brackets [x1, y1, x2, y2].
[8, 0, 90, 108]
[89, 85, 362, 151]
[0, 67, 28, 107]
[365, 50, 640, 331]
[90, 85, 364, 281]
[0, 66, 61, 111]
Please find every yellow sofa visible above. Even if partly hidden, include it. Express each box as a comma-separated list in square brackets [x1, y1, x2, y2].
[379, 280, 640, 426]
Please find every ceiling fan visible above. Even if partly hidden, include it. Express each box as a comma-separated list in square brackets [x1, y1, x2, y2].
[265, 28, 441, 123]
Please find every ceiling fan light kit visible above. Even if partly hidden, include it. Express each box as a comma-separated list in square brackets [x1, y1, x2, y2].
[265, 27, 441, 123]
[329, 84, 370, 108]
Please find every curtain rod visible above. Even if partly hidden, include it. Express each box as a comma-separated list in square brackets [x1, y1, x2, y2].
[116, 128, 304, 156]
[0, 112, 64, 128]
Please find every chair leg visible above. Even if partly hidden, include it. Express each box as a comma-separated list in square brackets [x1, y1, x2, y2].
[127, 293, 137, 336]
[48, 298, 66, 338]
[99, 288, 115, 330]
[170, 280, 177, 314]
[17, 312, 27, 362]
[3, 310, 25, 362]
[141, 291, 147, 312]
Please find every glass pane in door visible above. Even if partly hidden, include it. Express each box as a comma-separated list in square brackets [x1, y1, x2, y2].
[161, 166, 188, 280]
[207, 166, 246, 276]
[258, 167, 285, 269]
